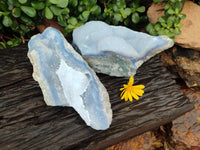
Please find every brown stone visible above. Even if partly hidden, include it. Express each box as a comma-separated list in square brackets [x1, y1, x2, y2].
[147, 1, 200, 51]
[172, 88, 200, 148]
[105, 132, 152, 150]
[159, 46, 200, 88]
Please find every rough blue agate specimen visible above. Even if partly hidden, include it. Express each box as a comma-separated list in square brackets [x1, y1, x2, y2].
[28, 27, 112, 130]
[73, 21, 174, 77]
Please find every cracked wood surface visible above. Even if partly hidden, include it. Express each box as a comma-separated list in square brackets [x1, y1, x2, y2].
[0, 44, 193, 150]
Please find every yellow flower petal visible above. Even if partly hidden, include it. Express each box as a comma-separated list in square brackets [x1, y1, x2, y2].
[120, 76, 145, 102]
[125, 94, 128, 101]
[134, 85, 145, 90]
[123, 84, 128, 88]
[131, 91, 139, 100]
[121, 91, 127, 100]
[120, 87, 125, 91]
[134, 89, 144, 96]
[128, 76, 134, 86]
[128, 93, 133, 102]
[120, 90, 125, 97]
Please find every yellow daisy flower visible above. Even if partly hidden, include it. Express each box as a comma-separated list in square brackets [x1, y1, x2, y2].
[120, 76, 145, 102]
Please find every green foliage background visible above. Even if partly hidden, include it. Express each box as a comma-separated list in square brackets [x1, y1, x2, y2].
[146, 0, 186, 40]
[0, 0, 190, 49]
[0, 0, 146, 49]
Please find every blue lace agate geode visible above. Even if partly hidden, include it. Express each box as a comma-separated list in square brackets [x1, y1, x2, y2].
[73, 21, 174, 77]
[28, 27, 112, 130]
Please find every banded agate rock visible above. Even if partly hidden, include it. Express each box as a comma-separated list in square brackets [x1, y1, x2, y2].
[73, 21, 174, 77]
[28, 27, 112, 130]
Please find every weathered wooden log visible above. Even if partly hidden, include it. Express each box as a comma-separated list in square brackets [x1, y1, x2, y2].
[0, 44, 193, 150]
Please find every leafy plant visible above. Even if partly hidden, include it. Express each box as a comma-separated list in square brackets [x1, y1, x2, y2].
[146, 0, 186, 40]
[0, 34, 21, 49]
[102, 0, 146, 26]
[62, 0, 102, 34]
[0, 0, 146, 48]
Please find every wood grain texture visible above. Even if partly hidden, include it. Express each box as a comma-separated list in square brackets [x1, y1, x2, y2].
[0, 44, 193, 150]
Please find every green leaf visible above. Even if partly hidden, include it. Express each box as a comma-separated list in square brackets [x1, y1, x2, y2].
[82, 10, 90, 20]
[114, 13, 122, 22]
[31, 1, 45, 10]
[124, 18, 130, 26]
[2, 15, 13, 27]
[8, 0, 17, 6]
[61, 8, 69, 15]
[164, 3, 170, 10]
[154, 24, 161, 31]
[57, 0, 68, 8]
[69, 0, 78, 7]
[20, 6, 36, 17]
[78, 6, 83, 12]
[50, 5, 61, 16]
[90, 5, 101, 15]
[175, 7, 179, 14]
[180, 14, 186, 19]
[116, 1, 126, 9]
[0, 12, 10, 17]
[153, 0, 164, 2]
[46, 0, 52, 7]
[10, 21, 19, 31]
[167, 8, 174, 15]
[161, 22, 167, 27]
[136, 6, 145, 13]
[158, 17, 166, 23]
[167, 16, 175, 24]
[166, 31, 175, 38]
[175, 27, 181, 35]
[131, 12, 140, 24]
[49, 0, 59, 4]
[0, 42, 6, 49]
[68, 17, 78, 25]
[83, 0, 89, 6]
[67, 24, 75, 29]
[157, 29, 165, 35]
[119, 9, 127, 18]
[124, 8, 131, 16]
[176, 23, 184, 28]
[45, 7, 53, 19]
[20, 24, 30, 32]
[146, 23, 157, 35]
[113, 5, 119, 12]
[167, 23, 173, 28]
[7, 40, 13, 46]
[89, 0, 97, 5]
[164, 29, 170, 34]
[18, 0, 27, 4]
[0, 1, 8, 12]
[12, 8, 21, 18]
[57, 15, 67, 26]
[20, 15, 33, 25]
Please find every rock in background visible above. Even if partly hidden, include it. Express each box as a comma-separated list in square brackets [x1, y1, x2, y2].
[172, 87, 200, 149]
[159, 46, 200, 88]
[147, 1, 200, 51]
[147, 0, 200, 88]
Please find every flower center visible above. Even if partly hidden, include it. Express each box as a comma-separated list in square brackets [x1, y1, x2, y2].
[126, 85, 134, 92]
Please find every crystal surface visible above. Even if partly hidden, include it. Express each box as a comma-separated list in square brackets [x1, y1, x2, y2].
[73, 21, 174, 77]
[28, 27, 112, 130]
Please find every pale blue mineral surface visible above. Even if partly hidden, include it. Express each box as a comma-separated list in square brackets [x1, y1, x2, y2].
[73, 21, 174, 77]
[28, 27, 112, 130]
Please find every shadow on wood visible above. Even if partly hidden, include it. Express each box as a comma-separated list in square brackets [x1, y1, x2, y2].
[0, 44, 193, 150]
